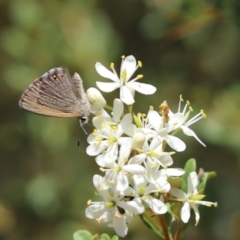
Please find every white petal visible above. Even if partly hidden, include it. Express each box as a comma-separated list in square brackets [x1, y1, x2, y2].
[96, 81, 120, 92]
[118, 143, 131, 164]
[147, 110, 162, 130]
[132, 175, 146, 187]
[86, 141, 109, 156]
[122, 164, 145, 175]
[86, 133, 96, 144]
[119, 113, 134, 135]
[166, 135, 186, 152]
[187, 172, 199, 194]
[144, 195, 167, 214]
[118, 198, 144, 215]
[95, 62, 119, 81]
[181, 126, 206, 147]
[170, 187, 187, 199]
[128, 153, 146, 165]
[85, 203, 106, 219]
[163, 168, 185, 176]
[181, 202, 191, 223]
[121, 55, 137, 80]
[127, 82, 156, 95]
[116, 173, 129, 191]
[118, 137, 133, 146]
[191, 203, 200, 226]
[93, 175, 103, 189]
[120, 86, 135, 105]
[158, 152, 173, 167]
[112, 99, 124, 123]
[112, 214, 128, 237]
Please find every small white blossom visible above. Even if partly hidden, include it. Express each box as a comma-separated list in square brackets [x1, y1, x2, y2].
[131, 175, 168, 214]
[100, 143, 145, 191]
[95, 55, 156, 105]
[167, 96, 206, 146]
[170, 172, 217, 225]
[86, 175, 144, 237]
[86, 99, 133, 164]
[147, 109, 186, 152]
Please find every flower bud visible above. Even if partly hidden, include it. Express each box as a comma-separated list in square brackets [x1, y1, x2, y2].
[86, 88, 106, 111]
[132, 132, 146, 149]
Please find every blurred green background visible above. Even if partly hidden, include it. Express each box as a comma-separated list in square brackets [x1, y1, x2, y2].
[0, 0, 240, 239]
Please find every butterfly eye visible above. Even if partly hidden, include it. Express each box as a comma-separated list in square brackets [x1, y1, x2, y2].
[79, 116, 88, 125]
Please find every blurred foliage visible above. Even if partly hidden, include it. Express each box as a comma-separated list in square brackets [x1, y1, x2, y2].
[0, 0, 240, 239]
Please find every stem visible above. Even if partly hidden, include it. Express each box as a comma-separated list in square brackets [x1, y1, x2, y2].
[158, 214, 170, 240]
[173, 222, 184, 240]
[104, 104, 113, 111]
[128, 105, 133, 113]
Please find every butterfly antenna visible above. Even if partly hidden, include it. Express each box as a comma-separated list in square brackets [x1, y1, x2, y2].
[78, 118, 88, 135]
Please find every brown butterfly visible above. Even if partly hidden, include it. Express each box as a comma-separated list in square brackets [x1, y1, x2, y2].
[19, 67, 90, 125]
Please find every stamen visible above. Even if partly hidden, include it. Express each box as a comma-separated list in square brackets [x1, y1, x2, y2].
[201, 109, 207, 118]
[138, 60, 142, 67]
[137, 74, 143, 79]
[99, 167, 106, 172]
[121, 69, 127, 81]
[87, 199, 92, 205]
[110, 62, 114, 69]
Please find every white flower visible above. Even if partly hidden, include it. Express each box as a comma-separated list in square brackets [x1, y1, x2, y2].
[86, 99, 133, 164]
[86, 175, 144, 237]
[147, 109, 186, 152]
[100, 143, 145, 191]
[167, 96, 206, 146]
[131, 175, 168, 214]
[95, 55, 156, 105]
[170, 172, 217, 226]
[128, 137, 174, 168]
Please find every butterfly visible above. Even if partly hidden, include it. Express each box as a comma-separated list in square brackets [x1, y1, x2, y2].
[19, 67, 91, 126]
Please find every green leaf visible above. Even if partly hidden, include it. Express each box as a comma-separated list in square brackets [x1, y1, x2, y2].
[73, 230, 93, 240]
[139, 209, 164, 238]
[110, 236, 119, 240]
[169, 202, 182, 221]
[99, 233, 119, 240]
[168, 176, 182, 188]
[184, 158, 196, 176]
[198, 171, 217, 193]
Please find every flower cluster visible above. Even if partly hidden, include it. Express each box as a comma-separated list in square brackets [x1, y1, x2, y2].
[85, 55, 217, 238]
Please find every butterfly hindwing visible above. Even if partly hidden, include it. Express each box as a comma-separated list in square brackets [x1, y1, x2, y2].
[19, 67, 90, 118]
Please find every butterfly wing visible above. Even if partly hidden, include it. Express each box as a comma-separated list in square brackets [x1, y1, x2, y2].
[19, 68, 87, 118]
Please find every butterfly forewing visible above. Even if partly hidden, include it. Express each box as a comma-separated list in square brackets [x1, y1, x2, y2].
[19, 67, 90, 118]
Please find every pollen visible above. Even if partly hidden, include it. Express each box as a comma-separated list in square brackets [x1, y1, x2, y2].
[137, 74, 143, 79]
[108, 136, 117, 144]
[110, 62, 114, 69]
[87, 199, 92, 205]
[201, 109, 207, 118]
[115, 212, 122, 218]
[138, 60, 142, 67]
[121, 69, 127, 81]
